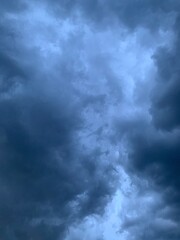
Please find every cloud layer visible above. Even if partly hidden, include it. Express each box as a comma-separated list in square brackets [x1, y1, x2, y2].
[0, 1, 180, 239]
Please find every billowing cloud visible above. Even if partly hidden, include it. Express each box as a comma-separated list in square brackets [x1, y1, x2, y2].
[1, 1, 180, 240]
[0, 3, 117, 239]
[112, 2, 180, 240]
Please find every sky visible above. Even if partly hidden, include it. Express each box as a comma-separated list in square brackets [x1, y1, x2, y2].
[0, 1, 180, 239]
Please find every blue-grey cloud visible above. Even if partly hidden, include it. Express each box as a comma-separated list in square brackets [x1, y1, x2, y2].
[113, 5, 180, 240]
[1, 1, 180, 240]
[0, 3, 116, 239]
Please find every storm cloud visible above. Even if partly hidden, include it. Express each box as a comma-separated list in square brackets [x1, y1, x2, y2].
[0, 1, 180, 240]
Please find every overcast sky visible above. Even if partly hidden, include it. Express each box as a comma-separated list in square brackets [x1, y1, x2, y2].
[0, 1, 180, 239]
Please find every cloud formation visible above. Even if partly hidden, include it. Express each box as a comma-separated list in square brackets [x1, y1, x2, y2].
[0, 1, 180, 240]
[0, 3, 117, 239]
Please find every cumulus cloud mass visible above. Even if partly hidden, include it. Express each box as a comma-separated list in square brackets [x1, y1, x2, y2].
[0, 1, 180, 239]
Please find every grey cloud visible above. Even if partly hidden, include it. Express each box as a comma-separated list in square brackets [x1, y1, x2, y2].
[0, 5, 116, 240]
[0, 0, 27, 14]
[105, 1, 180, 240]
[151, 16, 180, 130]
[114, 11, 180, 240]
[1, 0, 180, 240]
[42, 0, 178, 31]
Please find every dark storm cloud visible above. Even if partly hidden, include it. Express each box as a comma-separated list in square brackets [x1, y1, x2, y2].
[55, 0, 180, 238]
[43, 0, 178, 31]
[151, 16, 180, 131]
[127, 9, 180, 201]
[0, 4, 116, 240]
[122, 129, 180, 240]
[1, 0, 180, 239]
[112, 3, 180, 240]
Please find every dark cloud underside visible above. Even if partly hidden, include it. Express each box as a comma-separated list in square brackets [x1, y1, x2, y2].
[1, 1, 180, 240]
[0, 2, 115, 239]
